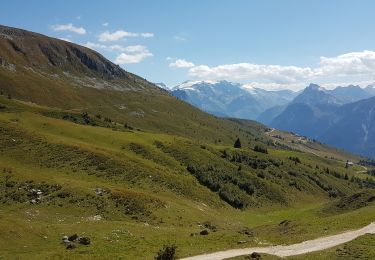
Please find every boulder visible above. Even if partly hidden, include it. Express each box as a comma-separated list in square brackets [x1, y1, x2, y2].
[199, 230, 209, 236]
[68, 234, 78, 241]
[79, 236, 91, 245]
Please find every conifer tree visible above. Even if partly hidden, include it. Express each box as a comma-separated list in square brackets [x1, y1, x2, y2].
[234, 137, 241, 148]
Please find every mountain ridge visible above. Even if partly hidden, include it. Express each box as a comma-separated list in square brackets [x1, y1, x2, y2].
[171, 80, 297, 120]
[271, 83, 375, 158]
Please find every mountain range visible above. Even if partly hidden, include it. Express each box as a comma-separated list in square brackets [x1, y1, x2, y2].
[171, 81, 375, 158]
[272, 84, 375, 158]
[171, 80, 297, 120]
[1, 24, 375, 259]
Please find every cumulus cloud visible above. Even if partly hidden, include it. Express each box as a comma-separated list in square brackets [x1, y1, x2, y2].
[188, 63, 313, 84]
[122, 45, 148, 53]
[52, 23, 86, 35]
[83, 42, 149, 54]
[98, 30, 154, 42]
[82, 42, 152, 64]
[172, 50, 375, 90]
[318, 50, 375, 76]
[169, 59, 195, 68]
[115, 46, 153, 64]
[115, 52, 153, 64]
[84, 41, 107, 50]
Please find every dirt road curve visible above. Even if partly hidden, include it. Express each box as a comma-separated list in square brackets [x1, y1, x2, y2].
[180, 222, 375, 260]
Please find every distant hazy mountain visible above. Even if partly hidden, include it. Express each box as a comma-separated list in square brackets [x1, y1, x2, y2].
[328, 85, 373, 103]
[271, 84, 340, 138]
[256, 104, 288, 125]
[292, 84, 343, 106]
[171, 80, 297, 120]
[365, 85, 375, 95]
[320, 96, 375, 158]
[271, 83, 375, 158]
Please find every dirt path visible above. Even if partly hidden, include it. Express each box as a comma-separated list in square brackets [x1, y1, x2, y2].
[356, 165, 368, 174]
[180, 222, 375, 260]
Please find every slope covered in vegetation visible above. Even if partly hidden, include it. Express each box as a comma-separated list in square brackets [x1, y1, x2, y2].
[0, 25, 374, 259]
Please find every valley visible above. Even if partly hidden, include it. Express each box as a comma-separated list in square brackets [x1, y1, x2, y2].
[0, 24, 375, 260]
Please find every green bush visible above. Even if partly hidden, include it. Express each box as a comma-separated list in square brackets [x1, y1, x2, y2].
[154, 245, 177, 260]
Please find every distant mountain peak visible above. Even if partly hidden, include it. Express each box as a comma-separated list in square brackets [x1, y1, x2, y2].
[171, 80, 297, 120]
[173, 80, 220, 90]
[306, 83, 325, 91]
[292, 83, 341, 106]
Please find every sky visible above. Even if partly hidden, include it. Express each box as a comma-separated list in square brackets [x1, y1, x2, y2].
[2, 0, 375, 90]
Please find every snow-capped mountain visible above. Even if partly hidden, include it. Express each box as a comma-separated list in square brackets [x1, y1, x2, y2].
[171, 80, 297, 120]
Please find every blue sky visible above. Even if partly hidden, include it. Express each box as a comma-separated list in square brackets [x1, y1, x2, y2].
[2, 0, 375, 90]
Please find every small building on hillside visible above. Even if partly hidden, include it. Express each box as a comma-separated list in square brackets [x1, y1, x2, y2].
[345, 160, 354, 168]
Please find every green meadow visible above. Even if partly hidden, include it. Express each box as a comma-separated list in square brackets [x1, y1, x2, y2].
[1, 95, 375, 259]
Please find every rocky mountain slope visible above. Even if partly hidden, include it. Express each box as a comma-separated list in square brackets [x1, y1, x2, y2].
[0, 25, 267, 145]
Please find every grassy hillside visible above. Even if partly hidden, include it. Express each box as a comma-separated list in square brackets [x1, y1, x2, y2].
[1, 95, 375, 259]
[0, 25, 375, 259]
[0, 24, 269, 146]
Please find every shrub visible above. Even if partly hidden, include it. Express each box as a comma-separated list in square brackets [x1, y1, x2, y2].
[289, 156, 301, 164]
[154, 245, 177, 260]
[254, 145, 268, 154]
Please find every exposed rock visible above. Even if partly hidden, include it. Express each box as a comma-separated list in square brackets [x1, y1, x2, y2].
[250, 252, 261, 259]
[68, 234, 78, 241]
[86, 215, 102, 221]
[79, 236, 91, 245]
[199, 230, 209, 236]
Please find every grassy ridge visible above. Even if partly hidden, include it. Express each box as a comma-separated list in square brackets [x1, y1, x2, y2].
[1, 26, 374, 259]
[1, 96, 375, 259]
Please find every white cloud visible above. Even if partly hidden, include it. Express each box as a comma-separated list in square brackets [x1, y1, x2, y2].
[82, 41, 152, 64]
[52, 23, 86, 35]
[174, 35, 186, 41]
[123, 45, 148, 53]
[115, 52, 153, 64]
[115, 46, 153, 64]
[169, 59, 195, 68]
[102, 22, 109, 27]
[59, 38, 72, 43]
[140, 32, 154, 38]
[107, 44, 126, 52]
[83, 42, 149, 55]
[83, 41, 107, 50]
[318, 50, 375, 76]
[172, 50, 375, 90]
[188, 63, 313, 84]
[98, 30, 154, 42]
